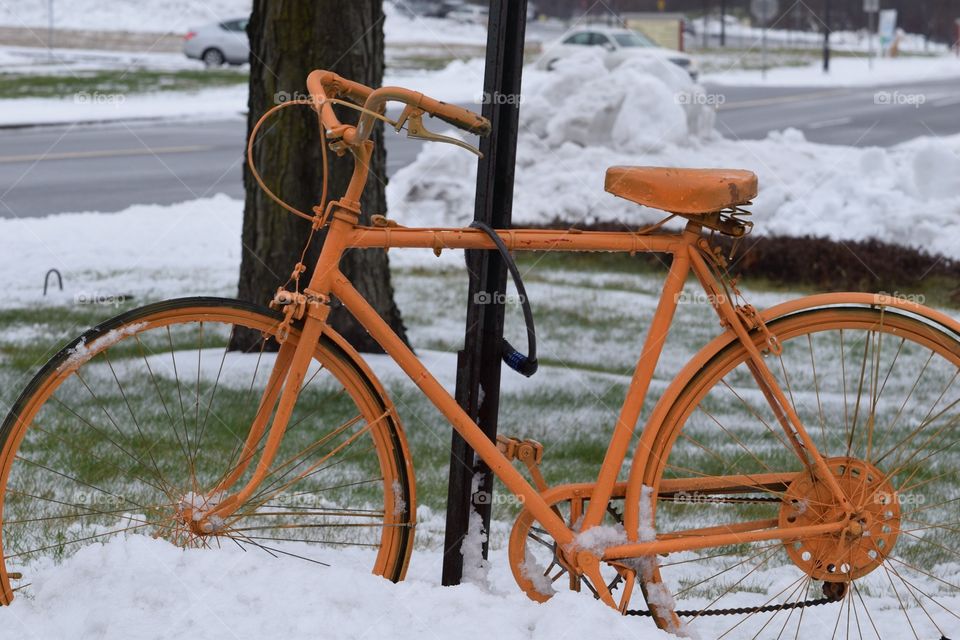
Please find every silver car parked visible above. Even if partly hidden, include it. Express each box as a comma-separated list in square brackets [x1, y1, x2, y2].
[183, 18, 249, 67]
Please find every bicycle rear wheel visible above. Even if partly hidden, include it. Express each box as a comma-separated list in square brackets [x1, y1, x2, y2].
[0, 297, 415, 603]
[639, 306, 960, 638]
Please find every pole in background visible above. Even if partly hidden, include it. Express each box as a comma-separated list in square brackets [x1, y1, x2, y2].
[48, 0, 54, 59]
[702, 0, 708, 49]
[822, 0, 831, 72]
[864, 0, 879, 69]
[720, 0, 726, 46]
[751, 0, 777, 80]
[442, 0, 528, 586]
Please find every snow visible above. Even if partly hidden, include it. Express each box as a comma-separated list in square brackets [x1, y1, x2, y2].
[0, 0, 486, 46]
[520, 550, 556, 597]
[690, 18, 948, 55]
[0, 54, 479, 128]
[390, 52, 960, 260]
[2, 535, 659, 640]
[0, 85, 247, 127]
[461, 473, 491, 587]
[0, 194, 242, 306]
[573, 523, 627, 555]
[0, 0, 251, 33]
[704, 54, 960, 87]
[59, 321, 146, 371]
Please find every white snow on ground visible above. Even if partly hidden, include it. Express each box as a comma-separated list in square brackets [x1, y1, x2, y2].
[0, 85, 247, 126]
[0, 194, 242, 306]
[0, 55, 481, 127]
[704, 54, 960, 87]
[0, 45, 207, 74]
[391, 51, 960, 260]
[2, 536, 655, 640]
[690, 18, 948, 55]
[0, 0, 251, 33]
[0, 0, 486, 45]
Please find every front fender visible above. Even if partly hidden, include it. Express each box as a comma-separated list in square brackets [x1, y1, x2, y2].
[622, 292, 960, 540]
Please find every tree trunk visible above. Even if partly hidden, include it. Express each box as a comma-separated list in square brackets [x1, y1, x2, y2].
[234, 0, 407, 352]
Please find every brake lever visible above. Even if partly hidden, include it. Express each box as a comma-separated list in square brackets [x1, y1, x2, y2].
[394, 105, 483, 158]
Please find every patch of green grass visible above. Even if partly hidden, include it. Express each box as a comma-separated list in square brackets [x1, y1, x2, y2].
[0, 68, 247, 100]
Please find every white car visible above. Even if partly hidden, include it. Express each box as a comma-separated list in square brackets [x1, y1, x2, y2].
[536, 27, 698, 80]
[446, 5, 488, 25]
[183, 18, 249, 67]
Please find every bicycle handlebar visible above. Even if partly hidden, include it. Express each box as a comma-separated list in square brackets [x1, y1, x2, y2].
[306, 70, 491, 145]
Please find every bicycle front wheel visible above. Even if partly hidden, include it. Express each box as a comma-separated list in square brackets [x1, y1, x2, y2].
[639, 306, 960, 638]
[0, 297, 415, 603]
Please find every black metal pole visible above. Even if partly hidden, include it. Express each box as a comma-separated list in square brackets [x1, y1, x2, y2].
[441, 0, 528, 586]
[720, 0, 726, 47]
[822, 0, 831, 72]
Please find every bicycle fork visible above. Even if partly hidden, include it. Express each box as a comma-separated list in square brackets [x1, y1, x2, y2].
[183, 204, 361, 533]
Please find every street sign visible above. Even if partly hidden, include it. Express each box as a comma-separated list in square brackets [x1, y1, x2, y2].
[863, 0, 879, 13]
[750, 0, 778, 24]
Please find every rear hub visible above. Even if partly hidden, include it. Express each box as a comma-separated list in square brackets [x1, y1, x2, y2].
[780, 457, 900, 582]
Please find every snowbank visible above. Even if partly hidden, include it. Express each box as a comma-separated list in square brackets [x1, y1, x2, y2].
[2, 535, 653, 640]
[389, 53, 960, 260]
[0, 85, 247, 127]
[0, 0, 251, 33]
[704, 54, 960, 87]
[0, 0, 486, 47]
[0, 194, 242, 306]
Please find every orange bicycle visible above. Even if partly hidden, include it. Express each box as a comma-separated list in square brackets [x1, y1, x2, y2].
[2, 70, 958, 638]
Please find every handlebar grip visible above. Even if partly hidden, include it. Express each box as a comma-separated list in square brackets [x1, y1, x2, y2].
[417, 95, 491, 137]
[308, 70, 373, 104]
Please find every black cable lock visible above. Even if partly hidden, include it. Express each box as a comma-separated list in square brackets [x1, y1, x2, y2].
[469, 221, 538, 377]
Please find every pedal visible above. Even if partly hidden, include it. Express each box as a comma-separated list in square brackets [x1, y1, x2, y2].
[497, 435, 547, 492]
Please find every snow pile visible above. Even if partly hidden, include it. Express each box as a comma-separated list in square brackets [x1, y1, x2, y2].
[0, 0, 251, 33]
[0, 194, 242, 306]
[0, 0, 486, 46]
[383, 1, 487, 47]
[389, 55, 960, 259]
[2, 535, 657, 640]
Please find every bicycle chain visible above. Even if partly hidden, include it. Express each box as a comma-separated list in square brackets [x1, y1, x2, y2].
[625, 495, 840, 618]
[626, 595, 841, 618]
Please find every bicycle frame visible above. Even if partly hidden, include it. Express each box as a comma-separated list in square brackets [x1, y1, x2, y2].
[201, 106, 854, 583]
[206, 214, 850, 562]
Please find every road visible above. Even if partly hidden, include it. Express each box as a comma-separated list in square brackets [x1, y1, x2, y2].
[1, 77, 958, 218]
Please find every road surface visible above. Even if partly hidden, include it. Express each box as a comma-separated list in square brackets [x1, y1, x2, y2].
[1, 77, 958, 218]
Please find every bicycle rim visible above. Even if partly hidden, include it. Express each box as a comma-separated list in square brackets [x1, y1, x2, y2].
[639, 307, 960, 638]
[0, 297, 415, 602]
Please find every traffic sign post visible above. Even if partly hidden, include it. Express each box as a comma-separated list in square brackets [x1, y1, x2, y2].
[751, 0, 778, 80]
[864, 0, 879, 70]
